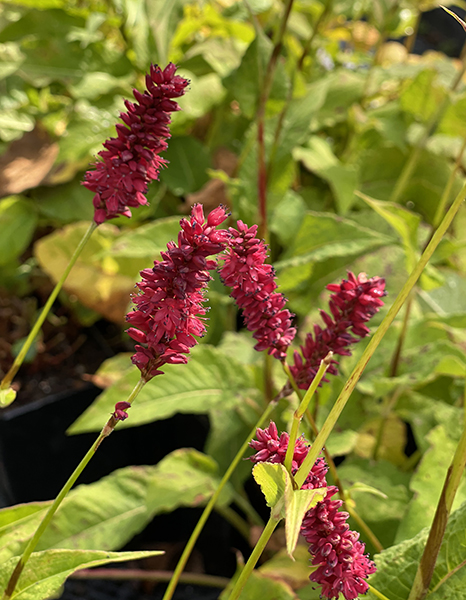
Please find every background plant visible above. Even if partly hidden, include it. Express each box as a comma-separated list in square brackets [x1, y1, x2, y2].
[1, 1, 466, 600]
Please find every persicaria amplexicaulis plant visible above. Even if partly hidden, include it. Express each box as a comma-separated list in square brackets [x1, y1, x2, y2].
[249, 422, 377, 600]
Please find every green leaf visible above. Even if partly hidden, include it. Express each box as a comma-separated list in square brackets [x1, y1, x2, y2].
[0, 388, 16, 407]
[269, 191, 307, 246]
[259, 546, 312, 591]
[285, 484, 326, 559]
[275, 211, 394, 292]
[252, 462, 288, 520]
[0, 549, 162, 600]
[0, 449, 232, 563]
[34, 177, 94, 224]
[107, 217, 182, 259]
[400, 69, 445, 122]
[368, 500, 466, 600]
[34, 221, 148, 323]
[67, 345, 255, 434]
[338, 458, 412, 549]
[223, 32, 288, 119]
[395, 425, 466, 543]
[294, 137, 358, 214]
[358, 192, 420, 271]
[0, 196, 38, 266]
[159, 136, 211, 195]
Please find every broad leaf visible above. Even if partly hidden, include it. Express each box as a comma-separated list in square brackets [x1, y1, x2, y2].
[395, 426, 466, 543]
[294, 138, 358, 214]
[34, 221, 149, 323]
[0, 449, 233, 563]
[160, 136, 211, 195]
[67, 345, 255, 434]
[275, 211, 394, 292]
[253, 462, 288, 520]
[0, 549, 162, 600]
[221, 568, 297, 600]
[368, 500, 466, 600]
[259, 546, 313, 590]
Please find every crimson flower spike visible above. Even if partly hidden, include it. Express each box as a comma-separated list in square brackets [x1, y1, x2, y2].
[125, 204, 230, 382]
[218, 221, 296, 360]
[249, 422, 376, 600]
[83, 63, 189, 225]
[289, 272, 386, 390]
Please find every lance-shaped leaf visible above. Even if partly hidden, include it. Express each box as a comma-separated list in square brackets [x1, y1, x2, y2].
[253, 463, 288, 521]
[0, 449, 233, 563]
[0, 549, 162, 600]
[68, 345, 255, 434]
[284, 477, 326, 559]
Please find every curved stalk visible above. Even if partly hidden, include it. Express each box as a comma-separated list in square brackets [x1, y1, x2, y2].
[227, 516, 280, 600]
[1, 221, 97, 398]
[2, 376, 146, 600]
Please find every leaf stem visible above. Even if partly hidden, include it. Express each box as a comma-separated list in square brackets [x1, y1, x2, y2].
[1, 221, 97, 394]
[1, 376, 146, 600]
[71, 568, 230, 588]
[162, 398, 278, 600]
[226, 515, 280, 600]
[294, 180, 466, 490]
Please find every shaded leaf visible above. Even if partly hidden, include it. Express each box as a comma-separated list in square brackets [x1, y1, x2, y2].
[160, 136, 211, 195]
[368, 500, 466, 600]
[395, 425, 466, 543]
[0, 449, 233, 563]
[0, 549, 162, 600]
[67, 345, 255, 434]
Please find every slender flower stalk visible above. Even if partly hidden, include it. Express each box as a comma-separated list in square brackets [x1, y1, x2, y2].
[1, 376, 146, 600]
[218, 221, 296, 361]
[84, 63, 189, 224]
[0, 222, 97, 405]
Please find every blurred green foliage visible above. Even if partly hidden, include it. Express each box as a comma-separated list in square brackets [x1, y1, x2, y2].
[2, 0, 466, 598]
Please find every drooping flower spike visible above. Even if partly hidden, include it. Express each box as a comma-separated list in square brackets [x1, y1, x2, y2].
[290, 272, 386, 390]
[126, 204, 230, 381]
[249, 422, 376, 600]
[218, 221, 296, 361]
[84, 63, 189, 225]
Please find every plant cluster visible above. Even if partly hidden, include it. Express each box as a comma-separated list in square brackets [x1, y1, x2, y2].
[1, 2, 466, 600]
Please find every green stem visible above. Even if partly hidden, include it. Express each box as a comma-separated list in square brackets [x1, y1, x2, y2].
[294, 181, 466, 490]
[407, 378, 466, 600]
[227, 516, 280, 600]
[283, 355, 332, 474]
[1, 221, 97, 392]
[2, 376, 146, 600]
[347, 506, 384, 554]
[368, 583, 394, 600]
[162, 399, 278, 600]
